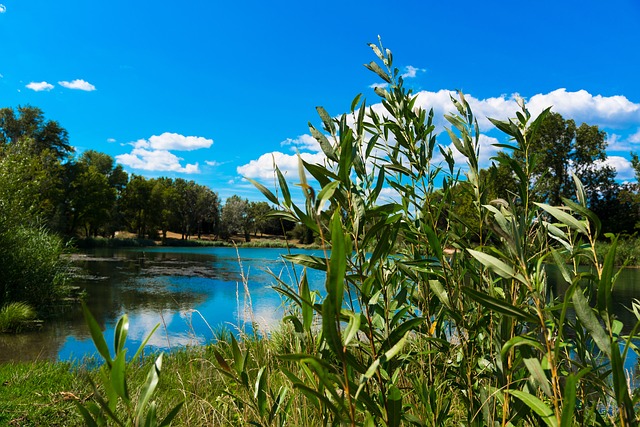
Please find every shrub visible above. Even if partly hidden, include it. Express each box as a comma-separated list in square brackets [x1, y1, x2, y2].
[236, 40, 640, 425]
[0, 302, 36, 333]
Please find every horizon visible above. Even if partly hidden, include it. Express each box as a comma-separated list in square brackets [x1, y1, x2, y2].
[1, 0, 639, 202]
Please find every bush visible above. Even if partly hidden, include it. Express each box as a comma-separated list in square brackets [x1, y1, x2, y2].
[0, 222, 70, 310]
[233, 40, 640, 425]
[0, 302, 36, 333]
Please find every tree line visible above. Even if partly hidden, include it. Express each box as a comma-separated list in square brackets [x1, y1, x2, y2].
[0, 106, 294, 243]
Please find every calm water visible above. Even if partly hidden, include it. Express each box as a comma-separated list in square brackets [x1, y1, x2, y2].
[0, 247, 326, 363]
[1, 248, 640, 365]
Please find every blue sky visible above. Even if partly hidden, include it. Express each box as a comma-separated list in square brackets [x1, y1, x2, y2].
[2, 0, 640, 202]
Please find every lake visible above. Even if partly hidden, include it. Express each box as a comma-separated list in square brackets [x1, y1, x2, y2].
[0, 246, 326, 363]
[1, 247, 640, 365]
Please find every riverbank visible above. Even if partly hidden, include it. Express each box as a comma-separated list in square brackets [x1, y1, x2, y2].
[71, 231, 321, 250]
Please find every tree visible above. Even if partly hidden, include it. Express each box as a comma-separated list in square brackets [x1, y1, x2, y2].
[221, 195, 251, 241]
[121, 175, 154, 238]
[0, 105, 72, 160]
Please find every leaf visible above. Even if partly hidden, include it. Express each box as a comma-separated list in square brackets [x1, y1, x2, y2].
[309, 123, 337, 162]
[364, 61, 391, 83]
[428, 279, 450, 309]
[300, 273, 313, 332]
[316, 181, 340, 215]
[276, 166, 291, 208]
[535, 203, 588, 235]
[463, 286, 536, 322]
[467, 249, 525, 283]
[283, 254, 327, 271]
[81, 302, 112, 366]
[255, 367, 268, 417]
[246, 177, 279, 205]
[158, 401, 184, 427]
[136, 354, 162, 426]
[343, 311, 362, 346]
[523, 358, 552, 397]
[316, 106, 336, 135]
[387, 385, 403, 427]
[507, 390, 558, 427]
[114, 314, 129, 356]
[572, 286, 611, 357]
[111, 350, 129, 401]
[132, 323, 160, 362]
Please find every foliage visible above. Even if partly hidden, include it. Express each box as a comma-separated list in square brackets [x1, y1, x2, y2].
[0, 301, 36, 332]
[0, 221, 70, 309]
[75, 303, 183, 427]
[239, 40, 640, 426]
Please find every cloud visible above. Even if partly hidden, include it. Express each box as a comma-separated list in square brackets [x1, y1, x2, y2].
[116, 148, 199, 173]
[630, 129, 640, 143]
[205, 160, 220, 166]
[281, 134, 321, 152]
[401, 65, 425, 79]
[604, 156, 635, 181]
[147, 132, 213, 151]
[58, 79, 96, 91]
[237, 151, 326, 180]
[0, 5, 6, 13]
[116, 132, 213, 174]
[369, 82, 389, 89]
[26, 81, 54, 92]
[107, 138, 116, 143]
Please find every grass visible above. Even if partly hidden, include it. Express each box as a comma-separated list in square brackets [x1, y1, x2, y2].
[0, 302, 37, 333]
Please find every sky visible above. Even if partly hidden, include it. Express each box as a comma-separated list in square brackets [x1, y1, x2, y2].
[1, 0, 640, 203]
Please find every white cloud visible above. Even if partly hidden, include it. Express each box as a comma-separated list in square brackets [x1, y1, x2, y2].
[116, 148, 199, 173]
[147, 132, 213, 151]
[630, 129, 640, 143]
[369, 82, 389, 89]
[116, 132, 212, 174]
[237, 151, 326, 180]
[58, 79, 96, 91]
[0, 5, 6, 13]
[401, 65, 425, 79]
[604, 156, 635, 181]
[205, 160, 220, 167]
[281, 134, 321, 152]
[107, 138, 116, 143]
[26, 81, 54, 92]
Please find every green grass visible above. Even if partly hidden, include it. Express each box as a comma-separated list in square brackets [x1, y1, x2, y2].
[0, 302, 37, 333]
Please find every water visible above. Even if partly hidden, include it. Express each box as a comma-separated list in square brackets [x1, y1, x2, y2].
[1, 248, 640, 365]
[0, 247, 326, 363]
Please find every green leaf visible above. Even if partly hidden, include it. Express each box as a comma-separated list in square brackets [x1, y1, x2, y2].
[276, 166, 291, 208]
[364, 61, 391, 83]
[387, 385, 403, 427]
[309, 123, 337, 162]
[507, 390, 558, 427]
[136, 355, 162, 426]
[283, 254, 327, 271]
[300, 273, 313, 332]
[523, 358, 552, 397]
[428, 279, 450, 310]
[572, 286, 611, 356]
[246, 177, 279, 205]
[316, 106, 336, 135]
[132, 323, 160, 362]
[75, 402, 99, 427]
[111, 350, 129, 401]
[255, 367, 268, 417]
[114, 314, 129, 356]
[463, 286, 536, 322]
[535, 203, 588, 235]
[467, 249, 525, 283]
[342, 311, 362, 346]
[81, 301, 112, 366]
[316, 181, 339, 215]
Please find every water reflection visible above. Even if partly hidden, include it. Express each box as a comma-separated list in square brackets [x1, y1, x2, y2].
[0, 247, 324, 363]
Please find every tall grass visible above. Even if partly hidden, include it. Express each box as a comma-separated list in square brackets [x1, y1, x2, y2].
[0, 302, 36, 332]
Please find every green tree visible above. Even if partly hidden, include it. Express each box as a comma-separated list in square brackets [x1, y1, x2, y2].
[0, 105, 72, 160]
[221, 195, 250, 241]
[121, 175, 154, 238]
